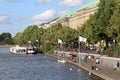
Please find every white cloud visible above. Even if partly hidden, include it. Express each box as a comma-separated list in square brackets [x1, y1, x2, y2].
[59, 0, 84, 8]
[37, 0, 51, 4]
[0, 15, 14, 25]
[0, 15, 9, 22]
[32, 10, 62, 24]
[32, 10, 56, 21]
[32, 10, 65, 25]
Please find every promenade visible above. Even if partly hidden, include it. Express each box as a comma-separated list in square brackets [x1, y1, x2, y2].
[47, 52, 120, 80]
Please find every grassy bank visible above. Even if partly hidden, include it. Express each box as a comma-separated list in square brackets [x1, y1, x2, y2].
[0, 45, 16, 48]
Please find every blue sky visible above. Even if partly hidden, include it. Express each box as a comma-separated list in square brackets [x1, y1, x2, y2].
[0, 0, 92, 37]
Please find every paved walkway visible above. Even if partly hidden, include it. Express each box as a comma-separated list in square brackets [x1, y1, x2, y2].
[47, 54, 120, 80]
[80, 60, 120, 80]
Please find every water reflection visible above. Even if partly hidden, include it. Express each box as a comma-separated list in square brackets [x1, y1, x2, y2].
[0, 48, 102, 80]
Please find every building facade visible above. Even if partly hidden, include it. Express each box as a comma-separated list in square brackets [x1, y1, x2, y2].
[38, 0, 100, 29]
[69, 7, 98, 29]
[59, 0, 99, 29]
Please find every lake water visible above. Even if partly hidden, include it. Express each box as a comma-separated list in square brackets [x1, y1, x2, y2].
[0, 48, 102, 80]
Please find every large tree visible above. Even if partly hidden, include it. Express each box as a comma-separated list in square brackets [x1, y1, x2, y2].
[81, 0, 115, 46]
[106, 0, 120, 42]
[0, 32, 13, 44]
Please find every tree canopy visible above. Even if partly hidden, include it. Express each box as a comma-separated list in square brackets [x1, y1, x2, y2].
[0, 32, 13, 45]
[13, 0, 120, 54]
[80, 0, 116, 45]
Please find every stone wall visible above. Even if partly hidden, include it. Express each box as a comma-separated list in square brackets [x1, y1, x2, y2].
[55, 50, 120, 68]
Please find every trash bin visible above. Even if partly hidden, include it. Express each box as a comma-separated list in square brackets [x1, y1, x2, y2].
[96, 58, 100, 64]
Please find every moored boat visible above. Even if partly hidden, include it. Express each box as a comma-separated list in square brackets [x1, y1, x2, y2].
[10, 45, 27, 54]
[27, 46, 35, 54]
[10, 44, 40, 55]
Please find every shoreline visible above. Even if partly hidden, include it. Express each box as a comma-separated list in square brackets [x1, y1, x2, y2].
[0, 45, 15, 48]
[46, 54, 118, 80]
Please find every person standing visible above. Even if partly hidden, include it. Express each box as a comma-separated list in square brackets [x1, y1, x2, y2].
[117, 61, 119, 67]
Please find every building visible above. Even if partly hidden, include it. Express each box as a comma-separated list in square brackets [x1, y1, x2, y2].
[58, 0, 99, 29]
[39, 0, 100, 29]
[38, 18, 59, 29]
[58, 12, 76, 27]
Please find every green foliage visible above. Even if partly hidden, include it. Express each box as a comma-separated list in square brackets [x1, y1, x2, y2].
[40, 23, 78, 53]
[13, 25, 44, 46]
[13, 23, 78, 54]
[80, 0, 116, 45]
[106, 0, 120, 42]
[106, 45, 120, 57]
[0, 32, 13, 45]
[13, 0, 120, 55]
[13, 32, 23, 45]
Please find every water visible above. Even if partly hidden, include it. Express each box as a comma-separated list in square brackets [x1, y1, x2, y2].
[0, 48, 102, 80]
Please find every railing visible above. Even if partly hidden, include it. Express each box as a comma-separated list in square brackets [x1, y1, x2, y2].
[56, 46, 120, 58]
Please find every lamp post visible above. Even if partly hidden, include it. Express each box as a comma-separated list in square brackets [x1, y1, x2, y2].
[78, 41, 81, 65]
[101, 40, 104, 55]
[113, 29, 117, 57]
[113, 39, 116, 57]
[78, 36, 83, 65]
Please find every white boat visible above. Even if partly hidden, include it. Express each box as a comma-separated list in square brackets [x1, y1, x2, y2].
[27, 46, 35, 54]
[10, 45, 27, 54]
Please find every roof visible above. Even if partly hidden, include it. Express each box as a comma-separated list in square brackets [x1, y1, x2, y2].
[80, 0, 100, 10]
[59, 11, 76, 19]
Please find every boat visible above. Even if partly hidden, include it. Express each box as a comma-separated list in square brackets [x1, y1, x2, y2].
[10, 45, 36, 54]
[26, 46, 35, 54]
[10, 45, 27, 54]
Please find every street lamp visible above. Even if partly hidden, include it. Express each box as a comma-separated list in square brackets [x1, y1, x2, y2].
[101, 40, 104, 55]
[113, 39, 116, 57]
[113, 29, 117, 57]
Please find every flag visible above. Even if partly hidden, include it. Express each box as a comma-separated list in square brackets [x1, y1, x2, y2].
[79, 36, 87, 43]
[58, 38, 63, 44]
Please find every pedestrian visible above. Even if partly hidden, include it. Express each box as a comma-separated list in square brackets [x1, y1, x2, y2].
[117, 61, 119, 67]
[91, 65, 94, 70]
[85, 55, 88, 62]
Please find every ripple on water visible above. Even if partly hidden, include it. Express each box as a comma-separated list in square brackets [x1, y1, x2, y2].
[0, 48, 103, 80]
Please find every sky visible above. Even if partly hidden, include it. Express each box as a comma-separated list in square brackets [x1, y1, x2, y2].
[0, 0, 92, 37]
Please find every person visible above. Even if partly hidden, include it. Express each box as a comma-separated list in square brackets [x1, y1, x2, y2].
[88, 55, 91, 60]
[91, 65, 95, 70]
[85, 55, 88, 62]
[69, 53, 73, 60]
[117, 61, 119, 67]
[91, 65, 99, 71]
[95, 65, 99, 71]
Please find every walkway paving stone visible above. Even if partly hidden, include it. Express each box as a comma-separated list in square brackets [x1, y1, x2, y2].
[47, 54, 120, 80]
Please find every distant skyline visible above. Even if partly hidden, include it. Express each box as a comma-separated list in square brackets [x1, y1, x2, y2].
[0, 0, 92, 36]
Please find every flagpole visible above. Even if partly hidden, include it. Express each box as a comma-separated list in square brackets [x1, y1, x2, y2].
[79, 40, 82, 65]
[78, 36, 87, 65]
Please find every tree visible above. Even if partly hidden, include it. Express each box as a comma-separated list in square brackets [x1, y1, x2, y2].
[13, 32, 23, 45]
[0, 32, 13, 44]
[106, 0, 120, 42]
[80, 0, 115, 46]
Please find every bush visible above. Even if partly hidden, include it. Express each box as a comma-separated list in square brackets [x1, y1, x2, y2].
[106, 45, 120, 57]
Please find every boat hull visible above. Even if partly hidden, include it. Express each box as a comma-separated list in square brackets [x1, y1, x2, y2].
[10, 46, 27, 54]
